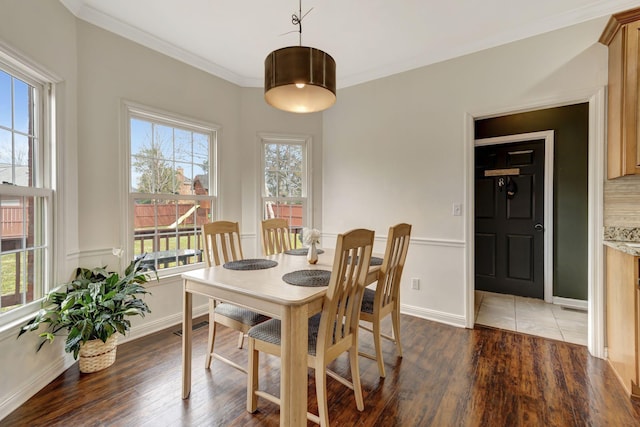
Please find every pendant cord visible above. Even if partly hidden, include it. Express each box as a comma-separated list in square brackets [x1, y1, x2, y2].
[290, 0, 313, 46]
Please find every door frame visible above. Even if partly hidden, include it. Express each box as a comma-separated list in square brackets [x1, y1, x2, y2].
[474, 131, 555, 302]
[464, 87, 606, 359]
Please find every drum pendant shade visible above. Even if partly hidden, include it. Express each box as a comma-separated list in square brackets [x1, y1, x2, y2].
[264, 46, 336, 113]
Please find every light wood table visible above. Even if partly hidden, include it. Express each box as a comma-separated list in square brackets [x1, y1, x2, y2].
[181, 249, 379, 427]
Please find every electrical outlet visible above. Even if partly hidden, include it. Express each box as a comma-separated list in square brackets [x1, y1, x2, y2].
[411, 278, 420, 290]
[452, 203, 462, 216]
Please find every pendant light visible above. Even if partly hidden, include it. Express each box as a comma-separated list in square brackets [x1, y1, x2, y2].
[264, 1, 336, 113]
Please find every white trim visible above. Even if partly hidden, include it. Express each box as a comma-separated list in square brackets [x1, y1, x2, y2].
[400, 304, 466, 328]
[0, 355, 74, 421]
[119, 303, 209, 344]
[0, 40, 62, 83]
[0, 46, 57, 325]
[587, 88, 606, 359]
[58, 0, 250, 87]
[120, 100, 220, 274]
[321, 233, 464, 248]
[58, 0, 640, 90]
[553, 297, 588, 311]
[0, 302, 209, 420]
[474, 130, 555, 303]
[464, 88, 607, 359]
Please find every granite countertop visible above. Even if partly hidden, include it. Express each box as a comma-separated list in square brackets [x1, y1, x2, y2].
[604, 226, 640, 256]
[604, 240, 640, 256]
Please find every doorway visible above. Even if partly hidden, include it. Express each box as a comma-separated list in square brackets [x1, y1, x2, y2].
[467, 102, 596, 350]
[475, 138, 546, 299]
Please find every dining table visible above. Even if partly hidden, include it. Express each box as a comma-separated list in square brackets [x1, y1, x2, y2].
[181, 248, 381, 427]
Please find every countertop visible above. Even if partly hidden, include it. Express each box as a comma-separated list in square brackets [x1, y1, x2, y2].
[604, 240, 640, 256]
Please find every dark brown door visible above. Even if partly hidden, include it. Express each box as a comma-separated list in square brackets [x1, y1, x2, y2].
[475, 139, 545, 299]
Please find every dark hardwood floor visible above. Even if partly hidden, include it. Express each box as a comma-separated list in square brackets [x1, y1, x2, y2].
[3, 314, 640, 426]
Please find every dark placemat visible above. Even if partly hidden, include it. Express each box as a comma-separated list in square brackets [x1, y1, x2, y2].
[223, 259, 278, 270]
[284, 248, 325, 256]
[347, 256, 384, 266]
[282, 270, 331, 287]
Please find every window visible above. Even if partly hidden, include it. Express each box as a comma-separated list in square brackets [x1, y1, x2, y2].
[126, 103, 217, 273]
[260, 135, 310, 246]
[0, 58, 53, 318]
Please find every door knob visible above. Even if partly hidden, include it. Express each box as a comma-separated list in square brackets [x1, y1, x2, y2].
[534, 223, 544, 231]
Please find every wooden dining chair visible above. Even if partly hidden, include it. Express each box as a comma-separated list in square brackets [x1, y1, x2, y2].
[260, 218, 291, 255]
[202, 220, 270, 372]
[247, 228, 375, 427]
[359, 223, 411, 378]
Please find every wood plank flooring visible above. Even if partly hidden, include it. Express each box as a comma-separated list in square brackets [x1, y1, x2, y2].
[3, 315, 640, 426]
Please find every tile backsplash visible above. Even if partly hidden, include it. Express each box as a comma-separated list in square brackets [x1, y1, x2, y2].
[604, 176, 640, 228]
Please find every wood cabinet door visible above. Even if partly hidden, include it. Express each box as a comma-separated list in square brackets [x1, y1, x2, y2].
[625, 20, 640, 174]
[606, 247, 640, 397]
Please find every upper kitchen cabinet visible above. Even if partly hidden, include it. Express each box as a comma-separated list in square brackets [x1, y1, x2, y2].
[601, 8, 640, 179]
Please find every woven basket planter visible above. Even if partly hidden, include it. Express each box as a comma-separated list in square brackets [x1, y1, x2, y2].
[79, 334, 118, 373]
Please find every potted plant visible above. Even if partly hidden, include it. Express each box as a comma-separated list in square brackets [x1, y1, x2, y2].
[18, 258, 155, 373]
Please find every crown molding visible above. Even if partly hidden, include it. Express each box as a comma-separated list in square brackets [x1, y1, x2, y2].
[59, 0, 248, 87]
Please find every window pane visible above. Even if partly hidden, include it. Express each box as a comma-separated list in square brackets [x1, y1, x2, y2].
[131, 154, 175, 194]
[0, 128, 11, 170]
[264, 144, 277, 170]
[174, 129, 192, 162]
[0, 70, 10, 128]
[153, 124, 173, 160]
[13, 134, 31, 186]
[133, 198, 209, 270]
[193, 133, 209, 163]
[263, 200, 304, 248]
[13, 78, 31, 134]
[193, 164, 209, 196]
[0, 195, 43, 312]
[131, 118, 213, 197]
[265, 171, 278, 197]
[175, 162, 194, 195]
[130, 118, 152, 157]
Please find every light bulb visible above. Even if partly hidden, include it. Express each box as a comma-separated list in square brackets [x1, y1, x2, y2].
[295, 83, 306, 89]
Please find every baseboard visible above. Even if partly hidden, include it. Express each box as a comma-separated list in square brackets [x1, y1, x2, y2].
[552, 297, 588, 311]
[0, 304, 209, 422]
[119, 303, 209, 344]
[0, 355, 75, 421]
[400, 304, 466, 328]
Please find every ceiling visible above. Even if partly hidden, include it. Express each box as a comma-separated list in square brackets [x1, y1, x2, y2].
[60, 0, 640, 89]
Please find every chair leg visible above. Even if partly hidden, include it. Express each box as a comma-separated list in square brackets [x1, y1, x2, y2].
[205, 299, 217, 369]
[372, 317, 386, 378]
[316, 366, 330, 427]
[392, 306, 403, 358]
[237, 331, 245, 349]
[349, 347, 365, 411]
[247, 338, 259, 413]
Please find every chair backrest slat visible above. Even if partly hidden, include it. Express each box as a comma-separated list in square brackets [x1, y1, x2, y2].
[261, 218, 292, 256]
[376, 223, 412, 310]
[202, 221, 244, 267]
[318, 229, 374, 353]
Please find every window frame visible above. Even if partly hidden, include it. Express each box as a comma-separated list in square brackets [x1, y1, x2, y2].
[0, 43, 57, 327]
[258, 133, 312, 247]
[122, 101, 219, 278]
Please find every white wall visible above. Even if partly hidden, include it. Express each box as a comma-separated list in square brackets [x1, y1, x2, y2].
[322, 17, 609, 326]
[0, 1, 322, 419]
[0, 0, 79, 419]
[0, 0, 612, 420]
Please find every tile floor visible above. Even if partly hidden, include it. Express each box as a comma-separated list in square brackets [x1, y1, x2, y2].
[474, 291, 588, 346]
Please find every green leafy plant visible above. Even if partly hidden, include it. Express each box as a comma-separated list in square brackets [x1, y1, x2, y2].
[18, 258, 155, 359]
